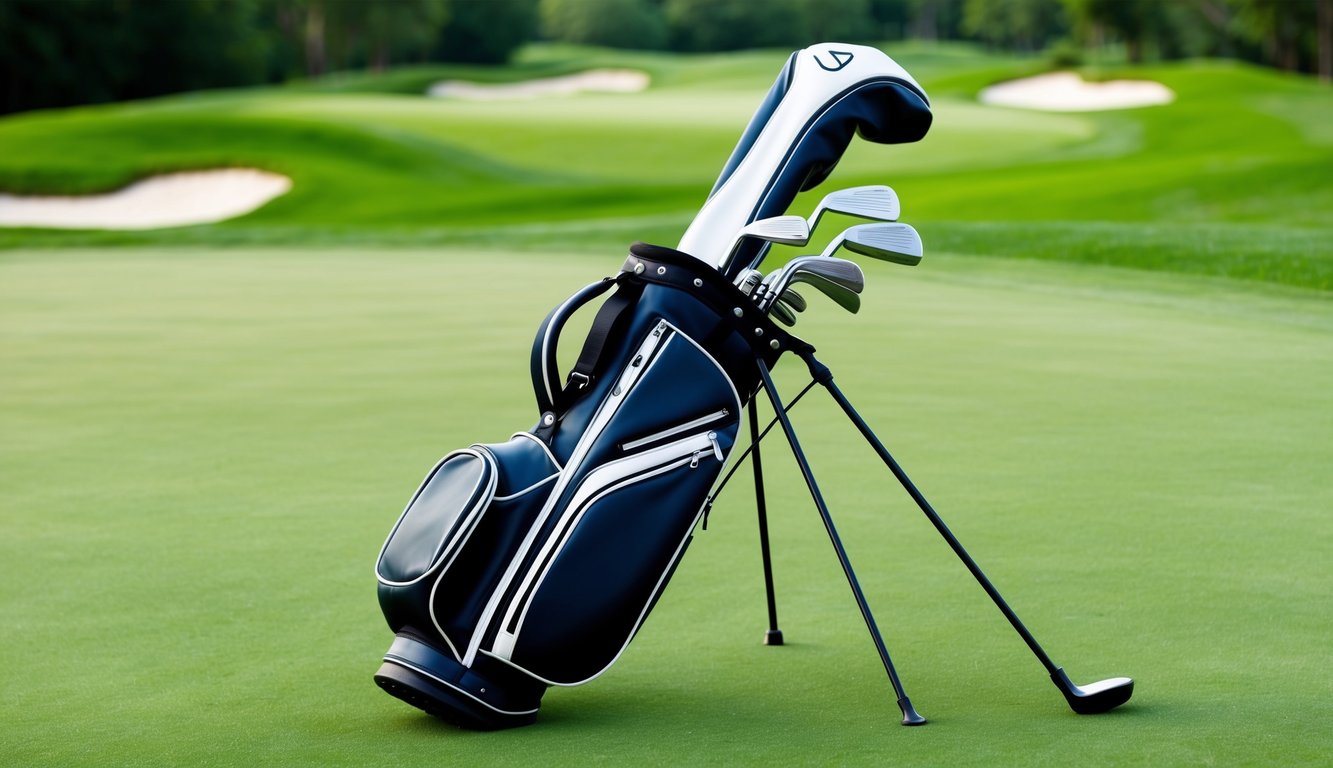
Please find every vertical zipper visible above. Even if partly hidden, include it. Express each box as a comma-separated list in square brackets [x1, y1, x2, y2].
[463, 321, 673, 667]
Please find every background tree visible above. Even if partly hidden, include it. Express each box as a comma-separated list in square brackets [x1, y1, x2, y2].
[963, 0, 1067, 51]
[434, 0, 539, 64]
[540, 0, 668, 50]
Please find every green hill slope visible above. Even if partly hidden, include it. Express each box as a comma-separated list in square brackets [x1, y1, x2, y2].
[0, 44, 1329, 289]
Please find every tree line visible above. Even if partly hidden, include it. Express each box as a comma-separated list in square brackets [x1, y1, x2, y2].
[2, 0, 1330, 115]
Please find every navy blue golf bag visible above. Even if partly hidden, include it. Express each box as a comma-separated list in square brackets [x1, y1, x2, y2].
[374, 245, 808, 728]
[373, 42, 933, 729]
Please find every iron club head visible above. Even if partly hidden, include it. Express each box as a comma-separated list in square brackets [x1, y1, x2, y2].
[822, 222, 923, 266]
[719, 215, 811, 271]
[808, 184, 901, 231]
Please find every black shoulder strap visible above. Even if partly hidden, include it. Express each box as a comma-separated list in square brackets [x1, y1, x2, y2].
[556, 279, 643, 411]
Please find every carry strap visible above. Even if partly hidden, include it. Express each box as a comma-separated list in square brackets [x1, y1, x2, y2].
[530, 276, 643, 417]
[563, 282, 641, 406]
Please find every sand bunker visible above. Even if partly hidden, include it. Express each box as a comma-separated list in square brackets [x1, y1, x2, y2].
[428, 69, 649, 100]
[0, 169, 292, 230]
[979, 72, 1174, 112]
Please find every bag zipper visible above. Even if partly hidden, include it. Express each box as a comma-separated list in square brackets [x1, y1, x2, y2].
[460, 321, 673, 667]
[492, 429, 725, 659]
[621, 409, 730, 453]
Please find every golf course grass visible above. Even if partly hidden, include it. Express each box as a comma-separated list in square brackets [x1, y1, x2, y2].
[2, 247, 1329, 766]
[2, 42, 1331, 766]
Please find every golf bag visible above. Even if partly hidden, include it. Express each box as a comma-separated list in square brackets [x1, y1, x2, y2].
[374, 244, 809, 729]
[373, 42, 948, 729]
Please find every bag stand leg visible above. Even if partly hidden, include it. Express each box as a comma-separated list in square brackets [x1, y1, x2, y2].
[748, 398, 784, 646]
[755, 357, 927, 726]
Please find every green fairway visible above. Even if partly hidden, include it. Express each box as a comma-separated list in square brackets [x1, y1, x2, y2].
[2, 38, 1330, 766]
[2, 246, 1329, 766]
[1, 44, 1330, 290]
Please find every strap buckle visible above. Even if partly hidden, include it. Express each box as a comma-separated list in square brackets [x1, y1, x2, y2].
[568, 372, 593, 390]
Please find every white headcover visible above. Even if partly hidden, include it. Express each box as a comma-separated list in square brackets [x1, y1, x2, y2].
[677, 43, 928, 271]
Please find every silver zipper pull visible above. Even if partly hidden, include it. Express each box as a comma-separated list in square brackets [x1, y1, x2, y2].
[707, 431, 723, 462]
[690, 451, 703, 469]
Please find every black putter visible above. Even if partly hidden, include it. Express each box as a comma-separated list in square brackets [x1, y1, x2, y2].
[713, 349, 1134, 723]
[801, 349, 1134, 715]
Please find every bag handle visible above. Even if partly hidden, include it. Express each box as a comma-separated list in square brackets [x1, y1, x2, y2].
[531, 276, 642, 417]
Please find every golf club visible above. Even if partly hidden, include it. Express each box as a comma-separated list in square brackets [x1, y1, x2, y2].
[736, 268, 764, 296]
[807, 184, 901, 231]
[821, 222, 923, 266]
[718, 215, 810, 271]
[788, 271, 862, 314]
[777, 287, 807, 313]
[759, 256, 864, 312]
[769, 299, 798, 327]
[740, 185, 905, 279]
[800, 347, 1135, 717]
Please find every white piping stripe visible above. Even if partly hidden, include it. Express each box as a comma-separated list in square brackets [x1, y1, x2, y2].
[375, 449, 496, 588]
[496, 322, 743, 665]
[461, 322, 671, 667]
[493, 472, 559, 502]
[621, 408, 730, 452]
[508, 432, 563, 471]
[500, 438, 715, 654]
[478, 501, 712, 688]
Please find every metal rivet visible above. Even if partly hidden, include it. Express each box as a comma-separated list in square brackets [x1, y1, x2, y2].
[770, 339, 780, 349]
[754, 328, 764, 337]
[633, 262, 645, 274]
[732, 307, 744, 317]
[657, 266, 667, 275]
[693, 278, 703, 288]
[612, 386, 621, 396]
[480, 688, 486, 694]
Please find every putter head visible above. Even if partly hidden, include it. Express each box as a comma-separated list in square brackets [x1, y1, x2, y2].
[1051, 668, 1134, 715]
[808, 184, 901, 230]
[720, 215, 811, 270]
[837, 222, 923, 266]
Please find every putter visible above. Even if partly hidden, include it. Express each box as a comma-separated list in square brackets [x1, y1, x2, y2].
[799, 347, 1135, 717]
[822, 222, 923, 266]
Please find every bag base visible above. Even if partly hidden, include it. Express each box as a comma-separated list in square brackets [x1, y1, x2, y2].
[374, 632, 546, 730]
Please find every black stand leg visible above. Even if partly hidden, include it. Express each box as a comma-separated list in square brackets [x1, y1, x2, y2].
[756, 358, 926, 726]
[749, 398, 784, 646]
[797, 350, 1068, 675]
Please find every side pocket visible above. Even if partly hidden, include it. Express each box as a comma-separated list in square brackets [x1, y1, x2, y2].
[376, 449, 497, 588]
[377, 435, 559, 659]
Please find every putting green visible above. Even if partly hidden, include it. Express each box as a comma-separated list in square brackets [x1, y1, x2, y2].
[2, 247, 1328, 766]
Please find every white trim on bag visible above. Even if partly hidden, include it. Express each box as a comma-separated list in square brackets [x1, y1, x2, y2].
[478, 502, 709, 688]
[460, 321, 673, 667]
[375, 448, 496, 588]
[497, 434, 717, 658]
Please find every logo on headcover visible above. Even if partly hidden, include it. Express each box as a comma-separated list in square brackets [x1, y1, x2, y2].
[814, 50, 855, 72]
